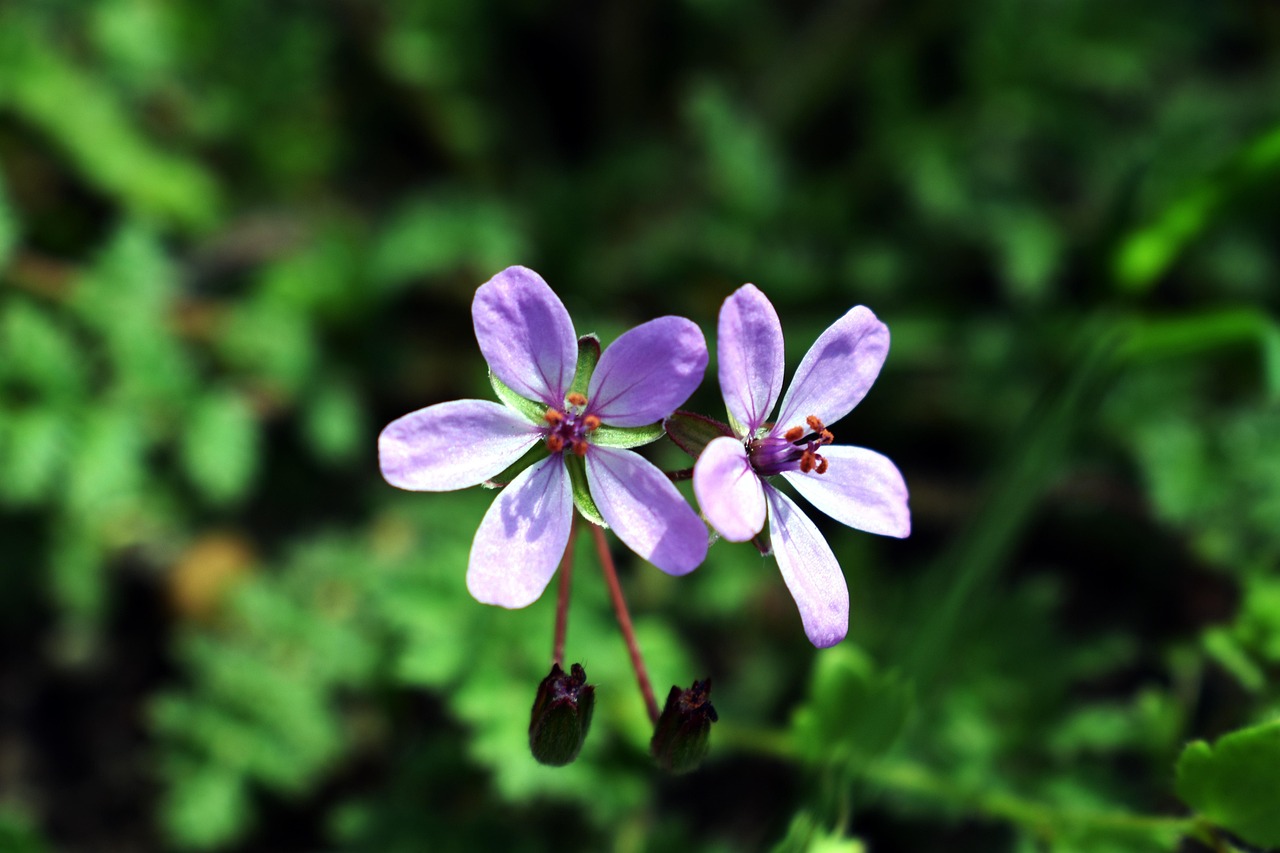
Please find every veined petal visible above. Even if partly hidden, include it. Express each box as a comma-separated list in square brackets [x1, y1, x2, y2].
[764, 484, 848, 648]
[587, 317, 708, 428]
[472, 266, 578, 407]
[467, 456, 572, 608]
[775, 305, 889, 435]
[781, 445, 910, 538]
[585, 446, 708, 575]
[693, 436, 766, 542]
[379, 399, 542, 491]
[718, 284, 784, 436]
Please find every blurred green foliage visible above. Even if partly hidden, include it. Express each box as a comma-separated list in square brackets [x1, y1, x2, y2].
[2, 0, 1279, 851]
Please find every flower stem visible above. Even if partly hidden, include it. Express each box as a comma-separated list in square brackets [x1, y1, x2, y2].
[664, 467, 694, 482]
[552, 518, 578, 666]
[590, 523, 661, 724]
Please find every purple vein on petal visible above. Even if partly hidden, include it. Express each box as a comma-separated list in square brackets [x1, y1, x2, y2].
[718, 284, 785, 435]
[467, 456, 573, 608]
[379, 399, 542, 492]
[588, 317, 708, 427]
[472, 266, 578, 407]
[775, 305, 889, 435]
[764, 484, 849, 648]
[586, 446, 708, 575]
[782, 444, 911, 538]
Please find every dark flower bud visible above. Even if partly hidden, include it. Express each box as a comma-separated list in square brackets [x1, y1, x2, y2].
[650, 678, 718, 774]
[529, 662, 595, 766]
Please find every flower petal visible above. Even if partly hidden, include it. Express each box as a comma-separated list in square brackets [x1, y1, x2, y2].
[472, 266, 578, 407]
[379, 399, 542, 491]
[718, 284, 785, 435]
[587, 317, 708, 427]
[781, 445, 910, 538]
[693, 436, 766, 542]
[775, 305, 889, 435]
[764, 484, 848, 648]
[585, 446, 708, 574]
[467, 456, 572, 608]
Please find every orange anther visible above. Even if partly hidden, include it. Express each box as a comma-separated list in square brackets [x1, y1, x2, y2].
[805, 415, 826, 432]
[784, 426, 804, 442]
[566, 392, 588, 408]
[815, 455, 829, 474]
[546, 434, 565, 453]
[819, 429, 834, 445]
[800, 451, 815, 473]
[544, 409, 564, 425]
[583, 414, 601, 431]
[572, 439, 589, 456]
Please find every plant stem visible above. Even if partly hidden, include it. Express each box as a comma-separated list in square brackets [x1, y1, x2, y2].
[552, 518, 577, 666]
[590, 523, 661, 724]
[664, 467, 694, 482]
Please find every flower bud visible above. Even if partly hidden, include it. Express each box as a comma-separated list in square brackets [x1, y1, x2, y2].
[650, 678, 718, 774]
[529, 662, 595, 766]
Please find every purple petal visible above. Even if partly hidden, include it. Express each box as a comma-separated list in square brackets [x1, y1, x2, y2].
[472, 266, 577, 407]
[379, 399, 542, 491]
[587, 317, 708, 427]
[782, 445, 910, 538]
[467, 456, 572, 608]
[775, 306, 889, 436]
[763, 484, 848, 648]
[585, 446, 708, 574]
[693, 436, 765, 542]
[718, 284, 784, 436]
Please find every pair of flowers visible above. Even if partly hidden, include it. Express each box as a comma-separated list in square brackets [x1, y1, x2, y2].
[379, 267, 910, 648]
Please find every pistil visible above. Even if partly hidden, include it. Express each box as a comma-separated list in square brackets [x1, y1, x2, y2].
[543, 396, 601, 455]
[747, 414, 835, 477]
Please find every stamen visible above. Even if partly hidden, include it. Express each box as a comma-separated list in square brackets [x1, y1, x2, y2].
[566, 392, 588, 408]
[783, 426, 804, 442]
[546, 434, 565, 453]
[800, 450, 815, 473]
[583, 414, 601, 431]
[544, 409, 564, 425]
[819, 429, 834, 445]
[571, 439, 589, 456]
[805, 415, 826, 433]
[815, 455, 829, 474]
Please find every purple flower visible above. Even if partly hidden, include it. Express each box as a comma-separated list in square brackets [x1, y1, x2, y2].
[691, 284, 910, 648]
[380, 266, 710, 608]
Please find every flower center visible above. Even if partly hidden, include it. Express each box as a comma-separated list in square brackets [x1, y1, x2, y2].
[543, 392, 599, 456]
[746, 415, 834, 477]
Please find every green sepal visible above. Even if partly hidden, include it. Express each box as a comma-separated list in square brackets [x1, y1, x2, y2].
[664, 410, 735, 459]
[590, 421, 666, 448]
[482, 444, 549, 489]
[564, 453, 606, 527]
[751, 524, 773, 556]
[569, 334, 601, 399]
[1175, 718, 1280, 847]
[489, 370, 547, 425]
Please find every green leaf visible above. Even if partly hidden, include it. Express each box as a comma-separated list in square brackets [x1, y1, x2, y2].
[1175, 718, 1280, 847]
[590, 421, 665, 448]
[564, 454, 606, 527]
[488, 370, 546, 424]
[181, 390, 259, 505]
[664, 410, 734, 458]
[570, 334, 600, 399]
[791, 646, 914, 768]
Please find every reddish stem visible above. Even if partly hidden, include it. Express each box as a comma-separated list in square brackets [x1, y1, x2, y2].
[590, 524, 661, 725]
[552, 518, 578, 666]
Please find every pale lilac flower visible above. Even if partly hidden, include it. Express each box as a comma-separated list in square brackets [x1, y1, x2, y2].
[380, 266, 709, 608]
[691, 284, 910, 648]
